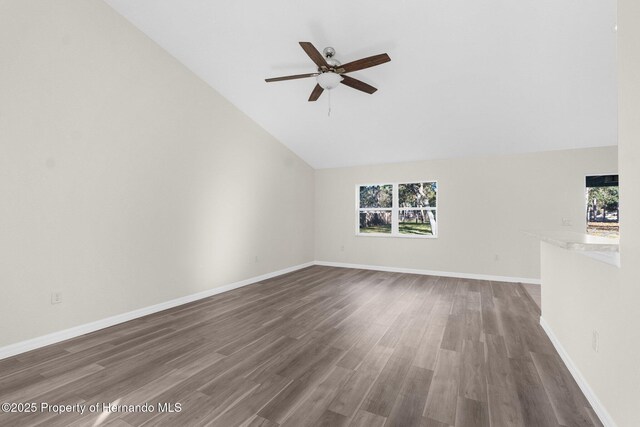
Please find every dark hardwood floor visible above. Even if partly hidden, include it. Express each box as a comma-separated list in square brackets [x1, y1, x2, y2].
[521, 283, 541, 311]
[0, 266, 601, 426]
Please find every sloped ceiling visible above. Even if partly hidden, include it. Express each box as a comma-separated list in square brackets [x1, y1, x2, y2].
[104, 0, 617, 169]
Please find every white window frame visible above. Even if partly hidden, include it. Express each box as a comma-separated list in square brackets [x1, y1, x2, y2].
[584, 173, 619, 236]
[355, 181, 439, 239]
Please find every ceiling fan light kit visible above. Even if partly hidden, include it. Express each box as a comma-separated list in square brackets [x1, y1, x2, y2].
[316, 72, 343, 90]
[265, 42, 391, 104]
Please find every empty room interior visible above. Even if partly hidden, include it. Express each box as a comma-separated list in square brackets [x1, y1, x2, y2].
[1, 1, 639, 426]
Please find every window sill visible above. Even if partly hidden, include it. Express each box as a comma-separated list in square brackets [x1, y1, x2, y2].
[355, 233, 438, 239]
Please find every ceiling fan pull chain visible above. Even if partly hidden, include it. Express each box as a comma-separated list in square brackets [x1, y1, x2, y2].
[328, 89, 331, 117]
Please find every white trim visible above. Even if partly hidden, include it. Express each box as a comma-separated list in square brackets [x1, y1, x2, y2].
[539, 317, 616, 427]
[354, 233, 438, 240]
[314, 260, 541, 284]
[392, 183, 399, 235]
[0, 262, 314, 361]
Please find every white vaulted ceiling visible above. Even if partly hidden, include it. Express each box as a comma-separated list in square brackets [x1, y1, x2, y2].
[104, 0, 617, 169]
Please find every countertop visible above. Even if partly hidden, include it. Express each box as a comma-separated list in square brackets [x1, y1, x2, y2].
[526, 230, 619, 252]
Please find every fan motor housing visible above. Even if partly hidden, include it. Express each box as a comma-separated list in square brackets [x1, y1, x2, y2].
[323, 47, 341, 68]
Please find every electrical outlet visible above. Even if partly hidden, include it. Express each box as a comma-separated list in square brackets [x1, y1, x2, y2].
[254, 255, 259, 263]
[51, 291, 62, 305]
[340, 245, 345, 252]
[592, 330, 599, 352]
[494, 254, 499, 262]
[562, 218, 573, 227]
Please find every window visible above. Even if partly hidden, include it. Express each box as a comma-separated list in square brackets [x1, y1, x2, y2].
[357, 182, 438, 237]
[585, 175, 619, 237]
[358, 184, 393, 234]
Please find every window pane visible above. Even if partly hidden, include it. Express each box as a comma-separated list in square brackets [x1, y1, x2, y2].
[586, 175, 619, 237]
[359, 185, 393, 208]
[359, 211, 392, 234]
[399, 210, 435, 235]
[399, 182, 437, 208]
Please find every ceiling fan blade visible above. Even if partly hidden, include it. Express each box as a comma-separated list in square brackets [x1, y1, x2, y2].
[265, 73, 318, 82]
[340, 75, 377, 94]
[308, 84, 324, 102]
[299, 42, 329, 68]
[340, 53, 391, 73]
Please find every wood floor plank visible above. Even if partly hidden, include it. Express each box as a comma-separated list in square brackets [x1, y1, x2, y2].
[530, 351, 599, 426]
[312, 410, 348, 427]
[256, 347, 344, 424]
[423, 349, 461, 425]
[0, 266, 603, 427]
[101, 419, 134, 427]
[413, 297, 450, 371]
[328, 345, 393, 418]
[348, 410, 386, 427]
[0, 363, 102, 403]
[360, 351, 414, 417]
[458, 339, 486, 402]
[336, 323, 388, 370]
[520, 283, 542, 312]
[454, 396, 489, 427]
[420, 417, 449, 427]
[485, 334, 526, 427]
[385, 366, 433, 427]
[198, 336, 296, 396]
[584, 406, 605, 427]
[205, 375, 291, 427]
[281, 366, 352, 427]
[440, 313, 464, 352]
[245, 416, 280, 427]
[138, 390, 217, 426]
[508, 356, 561, 427]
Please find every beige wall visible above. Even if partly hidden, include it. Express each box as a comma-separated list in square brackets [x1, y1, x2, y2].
[540, 243, 621, 425]
[315, 147, 617, 280]
[540, 2, 640, 425]
[613, 0, 640, 424]
[0, 0, 314, 347]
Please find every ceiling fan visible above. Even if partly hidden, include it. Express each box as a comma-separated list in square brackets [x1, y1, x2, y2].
[265, 42, 391, 102]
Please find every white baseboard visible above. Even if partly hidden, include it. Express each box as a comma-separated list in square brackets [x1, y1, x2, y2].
[540, 317, 616, 427]
[314, 261, 541, 284]
[0, 261, 314, 361]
